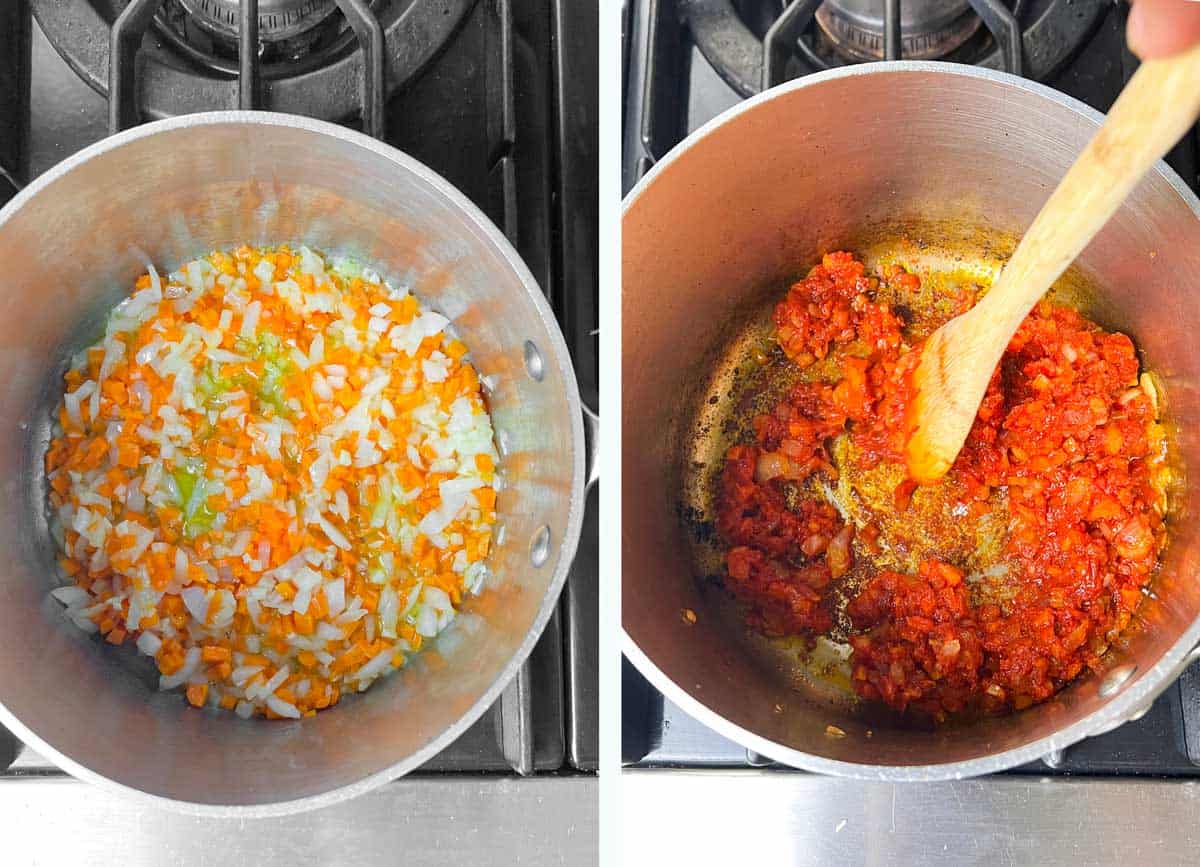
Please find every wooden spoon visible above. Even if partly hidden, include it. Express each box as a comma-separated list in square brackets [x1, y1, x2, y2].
[905, 43, 1200, 484]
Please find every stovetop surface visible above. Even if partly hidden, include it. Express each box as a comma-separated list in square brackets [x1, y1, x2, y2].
[1, 0, 597, 777]
[622, 0, 1200, 777]
[625, 0, 1199, 188]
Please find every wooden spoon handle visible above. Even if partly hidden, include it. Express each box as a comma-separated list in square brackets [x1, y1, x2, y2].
[906, 45, 1200, 484]
[974, 42, 1200, 331]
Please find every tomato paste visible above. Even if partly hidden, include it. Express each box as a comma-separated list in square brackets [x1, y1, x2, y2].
[716, 251, 1167, 720]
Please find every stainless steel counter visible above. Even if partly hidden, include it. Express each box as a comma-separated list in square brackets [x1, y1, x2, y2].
[1, 771, 597, 865]
[622, 769, 1200, 865]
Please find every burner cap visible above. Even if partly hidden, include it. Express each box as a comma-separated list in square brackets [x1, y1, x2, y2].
[814, 0, 983, 62]
[177, 0, 338, 43]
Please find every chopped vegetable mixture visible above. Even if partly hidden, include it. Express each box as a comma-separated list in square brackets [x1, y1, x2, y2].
[716, 251, 1168, 720]
[46, 245, 498, 719]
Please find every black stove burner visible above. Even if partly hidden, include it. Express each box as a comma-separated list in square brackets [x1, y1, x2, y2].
[814, 0, 982, 62]
[156, 0, 356, 78]
[179, 0, 338, 41]
[681, 0, 1107, 95]
[30, 0, 471, 127]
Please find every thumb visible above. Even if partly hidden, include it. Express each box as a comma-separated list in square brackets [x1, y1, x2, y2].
[1128, 0, 1200, 59]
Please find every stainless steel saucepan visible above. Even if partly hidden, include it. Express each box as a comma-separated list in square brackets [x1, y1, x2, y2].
[0, 112, 588, 813]
[622, 62, 1200, 779]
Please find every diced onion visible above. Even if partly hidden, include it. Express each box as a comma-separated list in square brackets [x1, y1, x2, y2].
[136, 631, 162, 656]
[47, 245, 499, 721]
[325, 578, 345, 616]
[50, 585, 90, 607]
[267, 696, 301, 719]
[181, 586, 209, 623]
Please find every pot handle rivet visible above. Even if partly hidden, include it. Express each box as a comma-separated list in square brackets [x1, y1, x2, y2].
[523, 340, 545, 381]
[530, 525, 551, 567]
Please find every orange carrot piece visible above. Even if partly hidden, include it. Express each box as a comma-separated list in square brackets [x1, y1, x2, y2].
[201, 645, 232, 663]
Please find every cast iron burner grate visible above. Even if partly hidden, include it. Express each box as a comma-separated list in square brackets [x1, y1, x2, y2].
[623, 657, 1200, 774]
[30, 0, 473, 130]
[153, 0, 371, 81]
[811, 0, 989, 64]
[681, 0, 1106, 95]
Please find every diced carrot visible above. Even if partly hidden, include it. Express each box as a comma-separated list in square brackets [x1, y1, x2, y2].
[184, 677, 208, 706]
[309, 589, 328, 620]
[102, 380, 127, 405]
[359, 587, 379, 613]
[47, 244, 503, 718]
[157, 639, 185, 675]
[292, 610, 314, 635]
[201, 645, 232, 663]
[116, 441, 140, 469]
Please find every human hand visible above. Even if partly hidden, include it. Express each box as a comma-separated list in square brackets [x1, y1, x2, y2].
[1128, 0, 1200, 59]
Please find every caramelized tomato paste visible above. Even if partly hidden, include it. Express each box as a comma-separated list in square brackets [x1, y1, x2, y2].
[715, 252, 1167, 720]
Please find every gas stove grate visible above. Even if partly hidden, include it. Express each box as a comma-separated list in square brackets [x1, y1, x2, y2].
[109, 0, 384, 133]
[621, 0, 1128, 192]
[758, 0, 1020, 89]
[682, 0, 1105, 96]
[29, 0, 473, 126]
[623, 656, 1200, 775]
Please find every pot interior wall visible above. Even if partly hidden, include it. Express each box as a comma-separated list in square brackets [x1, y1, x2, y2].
[622, 66, 1200, 771]
[0, 115, 580, 807]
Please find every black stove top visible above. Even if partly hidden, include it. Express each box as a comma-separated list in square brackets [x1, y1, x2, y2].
[0, 0, 597, 776]
[622, 0, 1200, 777]
[623, 0, 1200, 192]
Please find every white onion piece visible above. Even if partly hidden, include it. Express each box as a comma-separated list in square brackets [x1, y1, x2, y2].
[181, 586, 209, 623]
[50, 585, 90, 607]
[754, 451, 790, 484]
[267, 696, 301, 719]
[325, 578, 345, 616]
[136, 631, 162, 656]
[827, 525, 855, 579]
